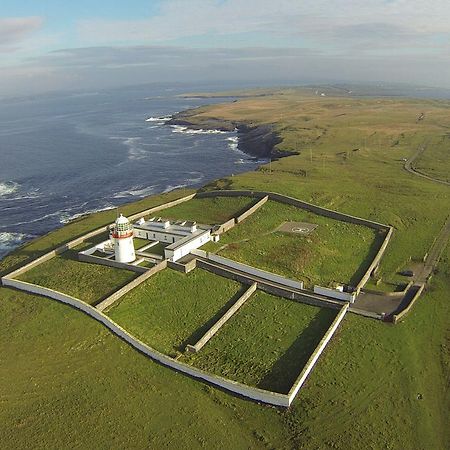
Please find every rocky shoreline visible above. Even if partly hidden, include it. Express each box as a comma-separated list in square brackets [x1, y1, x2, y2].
[167, 111, 292, 160]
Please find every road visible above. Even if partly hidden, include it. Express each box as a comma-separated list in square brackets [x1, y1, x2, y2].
[404, 142, 450, 186]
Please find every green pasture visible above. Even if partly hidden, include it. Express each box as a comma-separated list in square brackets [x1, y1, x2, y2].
[107, 268, 243, 355]
[185, 290, 337, 393]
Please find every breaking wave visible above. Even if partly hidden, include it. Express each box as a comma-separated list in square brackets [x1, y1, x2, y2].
[0, 181, 19, 197]
[112, 185, 157, 199]
[227, 136, 239, 151]
[0, 231, 30, 252]
[60, 204, 116, 224]
[170, 125, 226, 135]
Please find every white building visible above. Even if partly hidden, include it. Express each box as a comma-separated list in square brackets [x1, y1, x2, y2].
[110, 214, 136, 263]
[133, 217, 211, 262]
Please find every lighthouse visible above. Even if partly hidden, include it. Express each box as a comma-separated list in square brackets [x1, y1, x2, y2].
[111, 214, 135, 263]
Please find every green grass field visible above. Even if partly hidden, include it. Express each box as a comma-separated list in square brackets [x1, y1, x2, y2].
[154, 196, 254, 224]
[206, 200, 379, 287]
[413, 134, 450, 183]
[17, 250, 136, 306]
[107, 268, 243, 355]
[185, 291, 337, 393]
[1, 89, 449, 449]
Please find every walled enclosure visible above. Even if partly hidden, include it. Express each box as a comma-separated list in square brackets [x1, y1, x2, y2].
[2, 189, 385, 406]
[197, 190, 393, 295]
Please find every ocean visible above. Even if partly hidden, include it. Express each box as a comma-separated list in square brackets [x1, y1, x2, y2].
[0, 83, 266, 259]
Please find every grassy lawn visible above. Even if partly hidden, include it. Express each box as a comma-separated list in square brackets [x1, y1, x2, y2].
[207, 200, 380, 287]
[17, 250, 136, 306]
[133, 238, 150, 250]
[156, 196, 254, 224]
[185, 291, 337, 393]
[1, 90, 449, 449]
[107, 268, 243, 355]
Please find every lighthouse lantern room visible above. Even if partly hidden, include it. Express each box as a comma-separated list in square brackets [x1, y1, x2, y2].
[111, 214, 136, 263]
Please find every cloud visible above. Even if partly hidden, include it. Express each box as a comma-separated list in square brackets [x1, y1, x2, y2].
[76, 0, 450, 48]
[0, 17, 44, 52]
[1, 43, 449, 98]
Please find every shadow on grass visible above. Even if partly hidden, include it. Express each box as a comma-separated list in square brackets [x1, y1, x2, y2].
[349, 229, 387, 287]
[257, 307, 337, 394]
[177, 284, 250, 352]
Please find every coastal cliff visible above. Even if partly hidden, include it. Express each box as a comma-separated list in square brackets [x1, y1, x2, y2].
[167, 110, 291, 160]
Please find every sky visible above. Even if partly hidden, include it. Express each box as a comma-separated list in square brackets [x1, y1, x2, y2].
[1, 0, 450, 96]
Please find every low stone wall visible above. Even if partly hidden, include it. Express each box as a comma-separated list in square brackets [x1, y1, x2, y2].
[127, 193, 196, 222]
[167, 259, 197, 273]
[197, 190, 390, 231]
[3, 277, 290, 407]
[355, 226, 394, 294]
[347, 306, 382, 320]
[96, 260, 168, 312]
[362, 280, 413, 298]
[197, 190, 393, 293]
[193, 250, 303, 290]
[287, 303, 348, 402]
[235, 196, 268, 223]
[214, 218, 236, 235]
[78, 253, 147, 273]
[187, 283, 257, 353]
[196, 259, 342, 310]
[392, 283, 425, 323]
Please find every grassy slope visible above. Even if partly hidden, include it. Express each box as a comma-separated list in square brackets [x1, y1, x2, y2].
[107, 268, 242, 355]
[414, 133, 450, 183]
[1, 91, 449, 449]
[205, 200, 379, 287]
[157, 196, 254, 224]
[185, 291, 337, 393]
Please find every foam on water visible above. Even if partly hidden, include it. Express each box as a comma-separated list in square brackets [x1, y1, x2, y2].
[145, 116, 172, 122]
[112, 185, 158, 199]
[60, 204, 116, 224]
[0, 181, 19, 197]
[170, 125, 226, 135]
[0, 231, 30, 252]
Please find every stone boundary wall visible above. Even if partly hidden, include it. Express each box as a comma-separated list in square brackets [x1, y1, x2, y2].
[355, 226, 394, 294]
[362, 281, 413, 297]
[314, 285, 356, 302]
[167, 259, 197, 273]
[3, 193, 195, 281]
[347, 306, 382, 320]
[2, 277, 291, 407]
[96, 260, 168, 312]
[196, 190, 393, 292]
[392, 283, 425, 323]
[78, 253, 148, 274]
[235, 196, 268, 223]
[196, 259, 342, 310]
[215, 218, 236, 235]
[192, 250, 303, 290]
[187, 283, 257, 353]
[287, 303, 348, 402]
[197, 190, 389, 230]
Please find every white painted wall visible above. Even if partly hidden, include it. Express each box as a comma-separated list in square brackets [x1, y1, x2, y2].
[2, 277, 290, 407]
[313, 285, 356, 302]
[193, 250, 303, 290]
[167, 232, 211, 262]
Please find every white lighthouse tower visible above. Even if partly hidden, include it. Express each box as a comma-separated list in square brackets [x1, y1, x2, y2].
[111, 214, 135, 263]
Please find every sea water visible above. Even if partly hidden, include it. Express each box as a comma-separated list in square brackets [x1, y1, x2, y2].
[0, 83, 266, 259]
